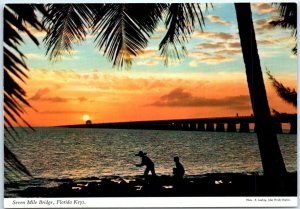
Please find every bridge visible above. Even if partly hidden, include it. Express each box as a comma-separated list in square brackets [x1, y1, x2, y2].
[62, 114, 297, 134]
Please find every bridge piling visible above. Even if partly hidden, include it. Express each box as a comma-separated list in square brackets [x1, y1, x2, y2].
[275, 123, 283, 134]
[182, 123, 189, 131]
[190, 123, 197, 131]
[216, 123, 225, 132]
[239, 123, 250, 133]
[290, 121, 297, 134]
[227, 123, 237, 132]
[198, 123, 205, 131]
[206, 123, 215, 132]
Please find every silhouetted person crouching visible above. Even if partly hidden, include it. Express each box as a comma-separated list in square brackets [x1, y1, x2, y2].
[173, 156, 185, 181]
[135, 151, 156, 181]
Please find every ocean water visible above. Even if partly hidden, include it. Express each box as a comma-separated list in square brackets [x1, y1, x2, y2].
[6, 128, 297, 180]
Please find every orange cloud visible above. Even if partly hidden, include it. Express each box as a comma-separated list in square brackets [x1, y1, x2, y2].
[201, 55, 235, 64]
[228, 42, 241, 49]
[137, 59, 159, 66]
[194, 31, 236, 40]
[256, 37, 290, 45]
[25, 24, 47, 38]
[188, 51, 210, 58]
[189, 52, 236, 65]
[216, 49, 241, 55]
[196, 42, 225, 49]
[254, 16, 281, 32]
[206, 15, 230, 26]
[255, 19, 268, 26]
[25, 53, 45, 60]
[139, 49, 157, 58]
[252, 3, 278, 15]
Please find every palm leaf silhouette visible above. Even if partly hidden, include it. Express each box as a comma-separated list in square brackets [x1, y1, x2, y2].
[43, 4, 94, 61]
[268, 3, 297, 108]
[4, 145, 32, 181]
[4, 4, 46, 180]
[270, 3, 297, 54]
[159, 3, 206, 65]
[267, 71, 297, 108]
[92, 4, 165, 69]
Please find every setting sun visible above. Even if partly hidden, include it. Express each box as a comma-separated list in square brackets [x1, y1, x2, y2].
[82, 114, 90, 121]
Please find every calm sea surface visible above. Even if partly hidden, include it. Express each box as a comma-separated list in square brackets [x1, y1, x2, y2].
[6, 128, 297, 180]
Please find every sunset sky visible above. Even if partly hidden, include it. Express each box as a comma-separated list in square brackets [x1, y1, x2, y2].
[17, 3, 297, 126]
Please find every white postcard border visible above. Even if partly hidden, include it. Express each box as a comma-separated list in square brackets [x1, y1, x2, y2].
[4, 197, 298, 208]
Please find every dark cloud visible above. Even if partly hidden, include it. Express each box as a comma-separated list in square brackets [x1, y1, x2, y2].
[30, 88, 86, 103]
[160, 88, 191, 100]
[78, 97, 88, 102]
[30, 88, 50, 100]
[152, 88, 251, 109]
[42, 97, 69, 103]
[30, 88, 69, 103]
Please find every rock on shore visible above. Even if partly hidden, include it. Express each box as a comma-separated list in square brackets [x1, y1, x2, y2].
[6, 172, 297, 197]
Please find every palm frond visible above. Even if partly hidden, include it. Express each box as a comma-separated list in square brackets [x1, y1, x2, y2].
[159, 3, 206, 65]
[4, 4, 45, 180]
[271, 3, 296, 35]
[92, 3, 165, 69]
[5, 145, 32, 180]
[6, 4, 45, 45]
[270, 3, 297, 54]
[267, 70, 297, 107]
[4, 4, 42, 134]
[43, 4, 93, 60]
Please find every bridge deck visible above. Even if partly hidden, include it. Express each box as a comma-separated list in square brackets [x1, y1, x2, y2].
[61, 114, 296, 129]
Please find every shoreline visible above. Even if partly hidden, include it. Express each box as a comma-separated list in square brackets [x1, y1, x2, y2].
[5, 172, 297, 197]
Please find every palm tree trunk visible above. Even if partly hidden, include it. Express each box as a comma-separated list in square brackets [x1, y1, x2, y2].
[234, 3, 287, 177]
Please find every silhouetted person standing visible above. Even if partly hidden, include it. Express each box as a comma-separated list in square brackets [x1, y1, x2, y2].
[135, 151, 156, 180]
[173, 156, 185, 180]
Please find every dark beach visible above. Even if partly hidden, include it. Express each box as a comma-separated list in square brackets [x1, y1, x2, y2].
[6, 172, 297, 197]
